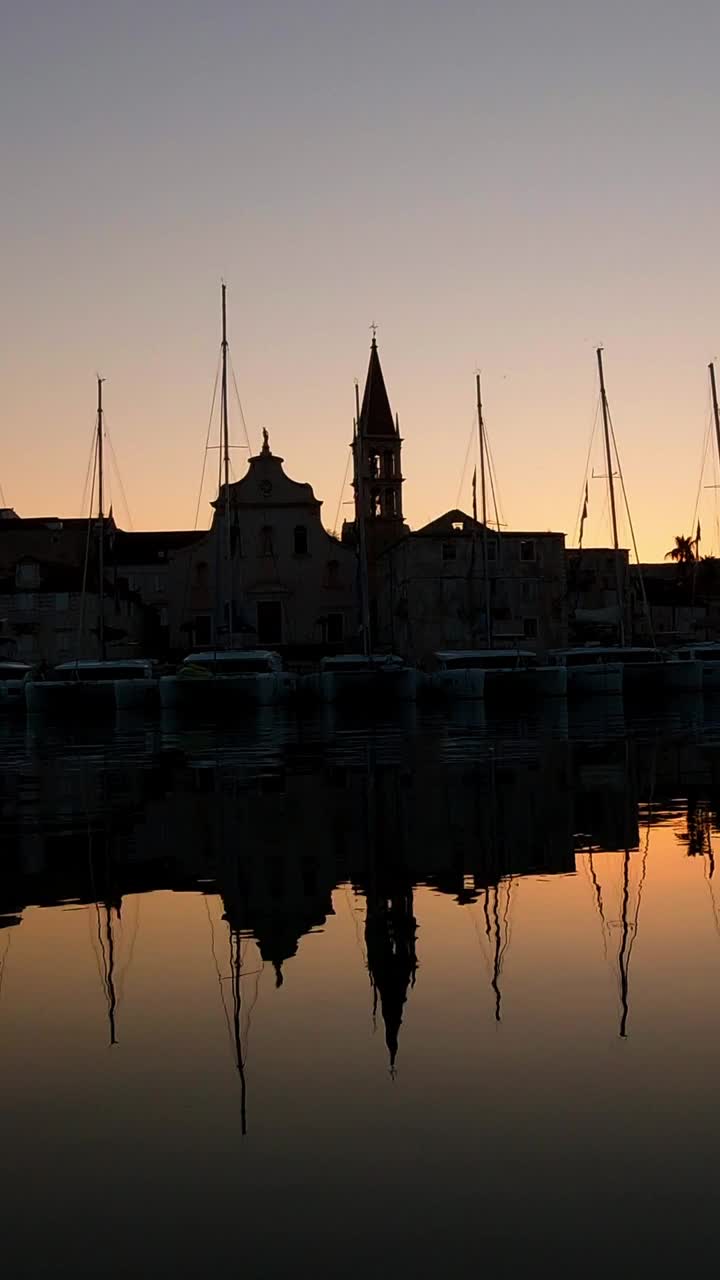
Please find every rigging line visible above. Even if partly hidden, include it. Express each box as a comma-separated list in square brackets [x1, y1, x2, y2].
[573, 398, 600, 545]
[193, 355, 221, 530]
[0, 930, 12, 1003]
[228, 353, 253, 456]
[606, 405, 655, 645]
[455, 419, 476, 510]
[104, 427, 133, 531]
[688, 405, 713, 539]
[79, 418, 98, 517]
[486, 439, 502, 531]
[332, 449, 352, 538]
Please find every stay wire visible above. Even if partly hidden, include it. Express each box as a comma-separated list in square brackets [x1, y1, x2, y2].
[606, 405, 655, 645]
[193, 355, 221, 531]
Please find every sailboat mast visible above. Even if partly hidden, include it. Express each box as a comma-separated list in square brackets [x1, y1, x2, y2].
[709, 362, 720, 477]
[355, 381, 372, 657]
[596, 348, 626, 645]
[476, 373, 492, 647]
[97, 376, 106, 662]
[221, 284, 233, 646]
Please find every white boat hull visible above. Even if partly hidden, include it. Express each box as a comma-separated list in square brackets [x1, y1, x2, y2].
[565, 663, 624, 696]
[26, 679, 115, 714]
[320, 667, 417, 703]
[427, 669, 485, 700]
[158, 672, 293, 710]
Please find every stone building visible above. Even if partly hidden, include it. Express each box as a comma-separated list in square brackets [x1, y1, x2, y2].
[0, 509, 142, 664]
[376, 509, 568, 661]
[161, 433, 359, 660]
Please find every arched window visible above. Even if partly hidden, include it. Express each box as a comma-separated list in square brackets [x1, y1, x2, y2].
[371, 489, 382, 518]
[383, 450, 395, 478]
[294, 525, 308, 555]
[369, 451, 380, 479]
[385, 489, 397, 517]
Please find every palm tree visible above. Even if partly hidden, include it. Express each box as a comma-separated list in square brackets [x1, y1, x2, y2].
[665, 535, 696, 565]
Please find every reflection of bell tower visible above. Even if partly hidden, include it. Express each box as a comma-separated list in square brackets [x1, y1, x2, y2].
[354, 336, 406, 557]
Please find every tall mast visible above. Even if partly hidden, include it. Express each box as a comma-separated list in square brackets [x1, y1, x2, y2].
[355, 381, 372, 657]
[710, 362, 720, 477]
[476, 374, 492, 647]
[596, 348, 626, 645]
[97, 376, 106, 662]
[221, 284, 233, 646]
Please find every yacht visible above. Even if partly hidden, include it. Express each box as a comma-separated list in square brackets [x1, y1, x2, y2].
[425, 649, 565, 701]
[548, 648, 624, 696]
[562, 645, 702, 695]
[26, 658, 156, 715]
[159, 650, 295, 710]
[672, 642, 720, 692]
[425, 651, 486, 699]
[0, 661, 33, 709]
[314, 653, 417, 703]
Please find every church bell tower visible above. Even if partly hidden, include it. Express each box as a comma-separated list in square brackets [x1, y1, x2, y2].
[353, 335, 405, 555]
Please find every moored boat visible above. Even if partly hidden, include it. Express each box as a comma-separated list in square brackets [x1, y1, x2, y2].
[425, 651, 486, 700]
[159, 650, 294, 710]
[0, 661, 33, 709]
[549, 648, 624, 696]
[672, 642, 720, 692]
[26, 658, 156, 715]
[448, 649, 566, 700]
[315, 653, 416, 703]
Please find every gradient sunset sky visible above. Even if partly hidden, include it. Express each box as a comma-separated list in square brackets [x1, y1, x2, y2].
[2, 0, 720, 560]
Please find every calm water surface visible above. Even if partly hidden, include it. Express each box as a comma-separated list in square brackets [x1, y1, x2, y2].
[3, 699, 720, 1276]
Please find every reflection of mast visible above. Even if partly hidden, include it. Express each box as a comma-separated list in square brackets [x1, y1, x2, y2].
[229, 926, 248, 1137]
[95, 899, 119, 1046]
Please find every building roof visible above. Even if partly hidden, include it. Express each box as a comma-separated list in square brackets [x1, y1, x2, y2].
[413, 509, 565, 538]
[359, 337, 397, 439]
[111, 530, 203, 564]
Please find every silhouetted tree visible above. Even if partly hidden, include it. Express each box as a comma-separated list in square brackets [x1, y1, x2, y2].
[665, 534, 696, 565]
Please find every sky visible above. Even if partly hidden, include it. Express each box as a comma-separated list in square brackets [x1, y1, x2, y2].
[2, 0, 720, 560]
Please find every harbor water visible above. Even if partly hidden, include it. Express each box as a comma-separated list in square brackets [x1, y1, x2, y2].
[2, 699, 720, 1275]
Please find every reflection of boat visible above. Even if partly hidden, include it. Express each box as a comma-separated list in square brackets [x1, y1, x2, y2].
[0, 661, 33, 709]
[27, 658, 156, 715]
[159, 650, 295, 710]
[313, 653, 416, 703]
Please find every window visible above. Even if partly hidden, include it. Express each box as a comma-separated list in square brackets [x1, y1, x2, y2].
[15, 593, 34, 611]
[371, 489, 382, 518]
[442, 542, 457, 561]
[154, 574, 164, 593]
[259, 526, 274, 557]
[15, 561, 40, 588]
[520, 581, 537, 603]
[294, 525, 309, 556]
[386, 489, 397, 517]
[369, 452, 380, 479]
[160, 607, 169, 627]
[520, 540, 536, 562]
[452, 520, 464, 532]
[257, 600, 282, 644]
[127, 574, 139, 592]
[55, 593, 69, 612]
[327, 613, 344, 643]
[523, 617, 538, 639]
[326, 559, 340, 588]
[383, 450, 395, 478]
